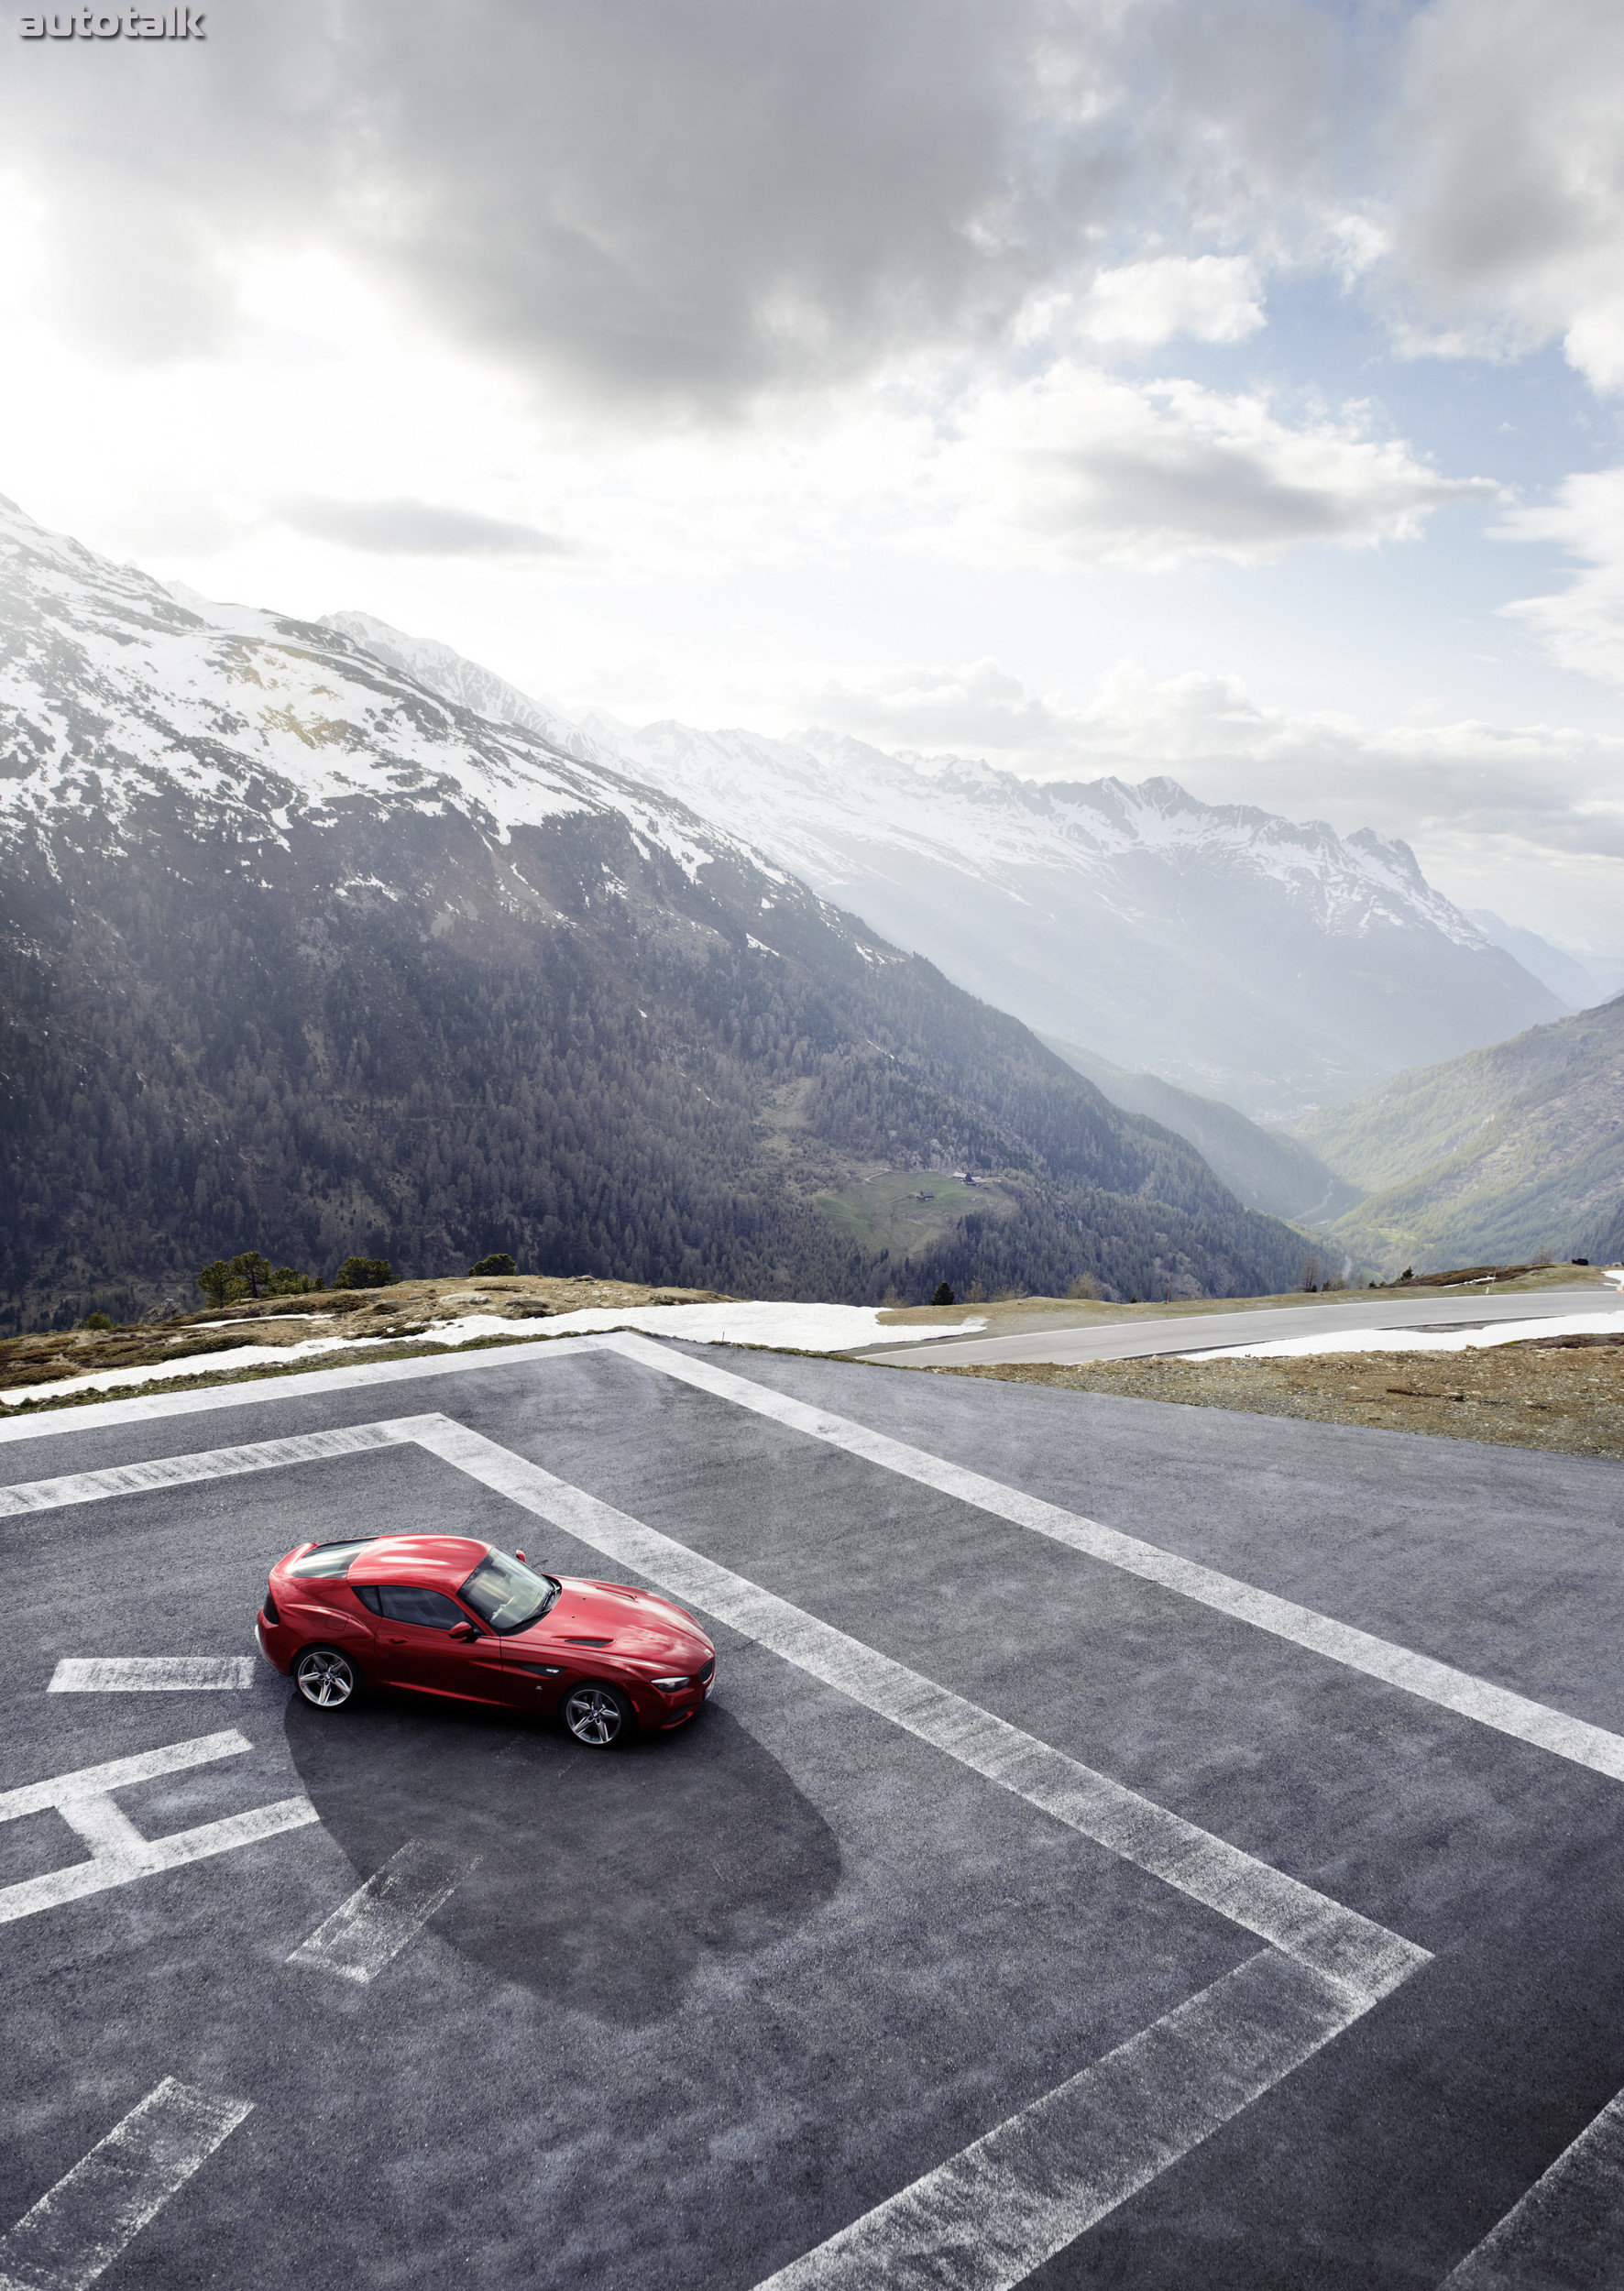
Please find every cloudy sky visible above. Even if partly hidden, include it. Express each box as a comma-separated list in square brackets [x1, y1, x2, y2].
[5, 0, 1624, 950]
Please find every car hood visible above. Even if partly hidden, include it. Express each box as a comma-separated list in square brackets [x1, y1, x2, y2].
[512, 1575, 712, 1663]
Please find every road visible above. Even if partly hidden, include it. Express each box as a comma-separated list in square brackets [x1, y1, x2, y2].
[859, 1279, 1624, 1367]
[3, 1331, 1624, 2289]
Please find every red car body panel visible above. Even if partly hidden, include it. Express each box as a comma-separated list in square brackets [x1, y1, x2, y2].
[257, 1533, 716, 1731]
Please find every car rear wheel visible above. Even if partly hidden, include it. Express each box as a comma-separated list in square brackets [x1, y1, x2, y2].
[563, 1683, 633, 1747]
[295, 1646, 364, 1711]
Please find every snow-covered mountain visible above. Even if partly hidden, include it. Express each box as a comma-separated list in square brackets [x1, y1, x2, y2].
[0, 506, 748, 885]
[588, 726, 1566, 1118]
[322, 614, 1563, 1119]
[0, 495, 1315, 1323]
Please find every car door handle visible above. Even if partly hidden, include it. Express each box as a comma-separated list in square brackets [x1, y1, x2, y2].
[386, 1635, 407, 1644]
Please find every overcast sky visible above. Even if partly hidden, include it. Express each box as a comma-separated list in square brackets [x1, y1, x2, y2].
[5, 0, 1624, 949]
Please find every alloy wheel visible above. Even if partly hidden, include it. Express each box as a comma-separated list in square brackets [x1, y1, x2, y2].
[296, 1649, 357, 1709]
[565, 1684, 626, 1745]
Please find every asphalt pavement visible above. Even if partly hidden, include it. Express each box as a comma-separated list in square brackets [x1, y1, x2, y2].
[3, 1332, 1623, 2289]
[858, 1279, 1624, 1367]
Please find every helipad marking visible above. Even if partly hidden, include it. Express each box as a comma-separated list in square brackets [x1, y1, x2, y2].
[48, 1657, 256, 1693]
[0, 1731, 319, 1927]
[1438, 2083, 1624, 2287]
[0, 2075, 251, 2291]
[755, 1952, 1358, 2291]
[0, 1409, 1431, 2280]
[0, 1422, 402, 1514]
[288, 1837, 476, 1983]
[603, 1332, 1624, 1785]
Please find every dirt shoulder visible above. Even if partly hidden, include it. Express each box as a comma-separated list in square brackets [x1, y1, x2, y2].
[922, 1339, 1624, 1462]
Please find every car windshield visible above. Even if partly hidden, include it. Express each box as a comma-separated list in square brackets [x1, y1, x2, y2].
[288, 1540, 378, 1579]
[457, 1551, 560, 1634]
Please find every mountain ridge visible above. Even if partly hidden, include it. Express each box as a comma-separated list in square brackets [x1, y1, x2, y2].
[0, 494, 1315, 1327]
[313, 608, 1563, 1119]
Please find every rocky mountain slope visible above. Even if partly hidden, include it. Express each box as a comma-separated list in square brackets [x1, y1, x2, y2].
[326, 616, 1563, 1119]
[600, 728, 1567, 1120]
[0, 495, 1313, 1328]
[1297, 995, 1624, 1274]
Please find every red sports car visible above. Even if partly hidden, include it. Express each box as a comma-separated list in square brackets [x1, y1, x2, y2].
[257, 1534, 716, 1747]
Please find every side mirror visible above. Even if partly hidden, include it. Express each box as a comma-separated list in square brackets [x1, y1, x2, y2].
[448, 1621, 477, 1641]
[513, 1550, 526, 1562]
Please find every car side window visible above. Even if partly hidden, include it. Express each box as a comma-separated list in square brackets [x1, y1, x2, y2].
[373, 1584, 469, 1630]
[353, 1585, 382, 1615]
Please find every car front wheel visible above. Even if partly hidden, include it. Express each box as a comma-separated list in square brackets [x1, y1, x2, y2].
[563, 1682, 633, 1747]
[295, 1645, 363, 1711]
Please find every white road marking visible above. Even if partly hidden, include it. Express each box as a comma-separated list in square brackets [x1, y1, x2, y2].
[603, 1333, 1624, 1786]
[0, 1332, 594, 1446]
[755, 1951, 1362, 2291]
[0, 1423, 402, 1515]
[0, 1730, 319, 1928]
[1438, 2086, 1624, 2287]
[287, 1837, 476, 1983]
[47, 1658, 256, 1693]
[0, 2075, 252, 2291]
[402, 1414, 1425, 2004]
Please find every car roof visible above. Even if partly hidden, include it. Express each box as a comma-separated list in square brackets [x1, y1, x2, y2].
[345, 1535, 492, 1592]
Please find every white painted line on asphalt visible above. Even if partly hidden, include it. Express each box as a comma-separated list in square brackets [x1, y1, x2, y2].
[756, 1950, 1361, 2291]
[0, 2074, 252, 2291]
[47, 1657, 256, 1693]
[402, 1414, 1425, 2004]
[0, 1730, 319, 1928]
[603, 1333, 1624, 1786]
[0, 1729, 256, 1815]
[0, 1331, 598, 1446]
[1438, 2086, 1624, 2288]
[287, 1837, 476, 1983]
[0, 1422, 404, 1515]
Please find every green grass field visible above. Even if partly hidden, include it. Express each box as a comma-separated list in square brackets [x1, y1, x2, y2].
[811, 1170, 1014, 1256]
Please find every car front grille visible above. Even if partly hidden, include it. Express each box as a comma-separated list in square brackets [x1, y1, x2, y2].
[697, 1655, 715, 1686]
[262, 1587, 280, 1626]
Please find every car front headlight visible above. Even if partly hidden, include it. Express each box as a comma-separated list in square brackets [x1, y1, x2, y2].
[650, 1675, 691, 1692]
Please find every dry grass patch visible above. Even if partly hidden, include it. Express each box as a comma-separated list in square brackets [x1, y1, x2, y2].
[0, 1275, 730, 1398]
[927, 1339, 1624, 1461]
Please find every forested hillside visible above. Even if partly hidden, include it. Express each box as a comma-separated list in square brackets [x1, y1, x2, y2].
[1297, 995, 1624, 1274]
[0, 494, 1312, 1329]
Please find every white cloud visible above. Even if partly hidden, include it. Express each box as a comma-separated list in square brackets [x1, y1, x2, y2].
[1498, 468, 1624, 684]
[1386, 0, 1624, 386]
[1073, 257, 1265, 346]
[945, 364, 1493, 568]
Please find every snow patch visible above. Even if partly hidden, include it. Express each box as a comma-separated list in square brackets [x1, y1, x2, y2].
[0, 1301, 987, 1408]
[1181, 1310, 1624, 1362]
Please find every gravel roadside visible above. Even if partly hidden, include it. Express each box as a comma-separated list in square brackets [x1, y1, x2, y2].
[927, 1339, 1624, 1461]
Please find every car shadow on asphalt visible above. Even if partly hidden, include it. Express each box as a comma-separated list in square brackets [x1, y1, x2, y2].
[283, 1690, 841, 2024]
